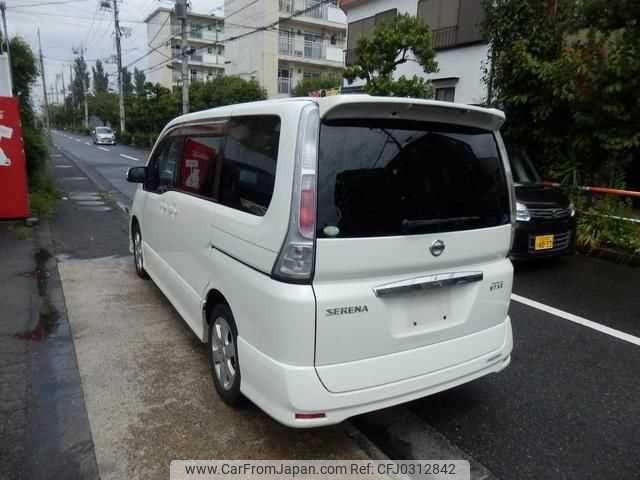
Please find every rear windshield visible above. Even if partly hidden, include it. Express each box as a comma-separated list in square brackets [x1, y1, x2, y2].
[317, 119, 510, 238]
[96, 127, 112, 134]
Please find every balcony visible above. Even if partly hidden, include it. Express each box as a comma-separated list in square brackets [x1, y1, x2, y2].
[432, 26, 459, 49]
[279, 35, 344, 65]
[171, 25, 223, 44]
[278, 77, 291, 94]
[279, 0, 345, 25]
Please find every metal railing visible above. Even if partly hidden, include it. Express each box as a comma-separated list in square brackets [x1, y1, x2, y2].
[278, 77, 291, 94]
[304, 40, 323, 59]
[432, 26, 459, 49]
[279, 0, 330, 20]
[279, 37, 293, 56]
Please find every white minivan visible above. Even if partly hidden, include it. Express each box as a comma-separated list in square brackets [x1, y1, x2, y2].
[126, 95, 515, 428]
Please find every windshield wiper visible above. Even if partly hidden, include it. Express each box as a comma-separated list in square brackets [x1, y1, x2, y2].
[401, 216, 481, 232]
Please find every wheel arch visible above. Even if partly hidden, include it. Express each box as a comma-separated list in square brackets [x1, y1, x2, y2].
[202, 288, 232, 343]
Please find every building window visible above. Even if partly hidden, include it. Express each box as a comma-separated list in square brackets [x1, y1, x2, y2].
[207, 47, 213, 54]
[278, 69, 290, 94]
[435, 86, 455, 102]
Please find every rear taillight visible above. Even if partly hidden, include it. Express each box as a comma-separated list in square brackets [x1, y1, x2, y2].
[272, 103, 319, 283]
[299, 175, 316, 239]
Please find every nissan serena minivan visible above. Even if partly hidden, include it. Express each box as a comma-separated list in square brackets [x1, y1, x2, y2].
[125, 95, 515, 427]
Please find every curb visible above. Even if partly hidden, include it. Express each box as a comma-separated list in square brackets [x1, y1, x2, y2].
[577, 246, 640, 267]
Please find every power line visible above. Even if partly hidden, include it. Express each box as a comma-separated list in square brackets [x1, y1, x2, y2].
[225, 0, 257, 20]
[7, 0, 86, 8]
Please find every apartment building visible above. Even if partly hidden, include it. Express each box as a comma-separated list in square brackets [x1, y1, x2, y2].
[224, 0, 347, 97]
[144, 7, 225, 88]
[340, 0, 489, 104]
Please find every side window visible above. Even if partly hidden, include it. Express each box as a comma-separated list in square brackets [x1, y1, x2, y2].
[158, 136, 181, 190]
[145, 136, 181, 192]
[220, 115, 280, 216]
[176, 122, 227, 200]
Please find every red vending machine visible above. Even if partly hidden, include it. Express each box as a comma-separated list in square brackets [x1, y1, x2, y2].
[0, 96, 31, 219]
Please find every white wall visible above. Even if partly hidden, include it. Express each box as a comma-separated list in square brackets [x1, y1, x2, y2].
[146, 10, 174, 87]
[343, 0, 489, 104]
[0, 55, 11, 96]
[224, 0, 279, 96]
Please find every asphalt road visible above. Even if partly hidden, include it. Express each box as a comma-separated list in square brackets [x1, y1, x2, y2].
[51, 129, 640, 480]
[51, 130, 150, 206]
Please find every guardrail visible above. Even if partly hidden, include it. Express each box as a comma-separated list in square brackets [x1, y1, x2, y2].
[543, 182, 640, 198]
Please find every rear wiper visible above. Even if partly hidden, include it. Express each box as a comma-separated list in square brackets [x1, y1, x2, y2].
[401, 216, 481, 232]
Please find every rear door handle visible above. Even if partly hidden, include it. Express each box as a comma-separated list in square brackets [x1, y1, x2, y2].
[372, 271, 483, 297]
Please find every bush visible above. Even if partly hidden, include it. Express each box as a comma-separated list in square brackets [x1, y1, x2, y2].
[576, 196, 640, 256]
[29, 174, 60, 218]
[117, 131, 132, 145]
[23, 126, 48, 179]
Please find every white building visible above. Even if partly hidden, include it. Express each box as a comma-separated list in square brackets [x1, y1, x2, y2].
[340, 0, 490, 104]
[144, 8, 225, 88]
[224, 0, 347, 97]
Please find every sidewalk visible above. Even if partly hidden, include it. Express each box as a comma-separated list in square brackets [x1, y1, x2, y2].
[0, 222, 37, 479]
[0, 219, 99, 480]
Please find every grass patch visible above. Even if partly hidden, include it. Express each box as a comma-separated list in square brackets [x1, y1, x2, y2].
[7, 224, 32, 240]
[29, 174, 60, 218]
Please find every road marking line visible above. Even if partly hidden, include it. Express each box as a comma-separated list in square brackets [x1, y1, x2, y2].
[85, 142, 91, 145]
[119, 153, 140, 162]
[97, 146, 110, 152]
[75, 139, 82, 142]
[511, 293, 640, 346]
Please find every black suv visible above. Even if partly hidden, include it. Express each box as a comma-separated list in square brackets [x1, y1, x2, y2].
[509, 149, 576, 259]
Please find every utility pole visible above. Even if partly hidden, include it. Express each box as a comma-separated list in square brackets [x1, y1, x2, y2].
[176, 0, 189, 114]
[112, 0, 125, 133]
[37, 29, 50, 133]
[0, 1, 13, 93]
[61, 71, 66, 101]
[54, 73, 60, 104]
[69, 64, 75, 127]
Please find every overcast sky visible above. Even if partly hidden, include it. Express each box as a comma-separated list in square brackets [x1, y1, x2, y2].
[4, 0, 224, 106]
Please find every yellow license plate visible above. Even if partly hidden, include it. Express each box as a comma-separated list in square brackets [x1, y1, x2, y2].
[534, 234, 554, 250]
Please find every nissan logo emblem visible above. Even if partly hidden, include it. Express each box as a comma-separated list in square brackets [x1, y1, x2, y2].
[430, 240, 445, 257]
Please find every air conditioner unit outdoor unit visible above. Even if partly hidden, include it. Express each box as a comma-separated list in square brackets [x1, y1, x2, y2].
[294, 50, 303, 57]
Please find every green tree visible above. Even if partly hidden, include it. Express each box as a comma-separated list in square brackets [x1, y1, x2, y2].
[133, 68, 146, 96]
[89, 92, 119, 126]
[343, 13, 437, 98]
[92, 59, 109, 93]
[8, 37, 46, 178]
[122, 67, 134, 96]
[291, 74, 341, 97]
[189, 76, 266, 111]
[71, 55, 90, 106]
[482, 0, 640, 186]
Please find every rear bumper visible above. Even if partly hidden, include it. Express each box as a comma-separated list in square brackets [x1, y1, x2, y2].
[238, 317, 513, 428]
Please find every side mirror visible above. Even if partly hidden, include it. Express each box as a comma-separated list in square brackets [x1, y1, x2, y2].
[126, 166, 146, 183]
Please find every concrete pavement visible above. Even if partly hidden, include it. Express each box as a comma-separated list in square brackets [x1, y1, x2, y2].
[59, 257, 372, 480]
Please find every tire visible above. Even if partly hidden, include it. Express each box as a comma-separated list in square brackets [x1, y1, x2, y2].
[208, 304, 243, 407]
[132, 223, 149, 279]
